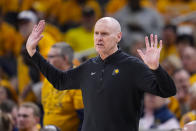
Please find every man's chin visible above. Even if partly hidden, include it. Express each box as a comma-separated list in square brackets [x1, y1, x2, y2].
[96, 48, 105, 55]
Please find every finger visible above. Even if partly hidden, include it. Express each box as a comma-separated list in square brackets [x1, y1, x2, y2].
[36, 20, 45, 36]
[33, 25, 37, 32]
[145, 36, 150, 49]
[137, 49, 145, 60]
[150, 34, 154, 47]
[36, 20, 45, 32]
[155, 35, 158, 48]
[158, 40, 163, 52]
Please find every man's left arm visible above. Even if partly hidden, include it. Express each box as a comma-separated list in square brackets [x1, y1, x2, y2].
[137, 34, 176, 97]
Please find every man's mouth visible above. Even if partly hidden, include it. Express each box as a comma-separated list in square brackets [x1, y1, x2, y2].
[96, 43, 104, 46]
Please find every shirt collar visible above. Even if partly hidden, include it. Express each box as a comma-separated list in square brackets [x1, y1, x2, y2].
[96, 49, 122, 64]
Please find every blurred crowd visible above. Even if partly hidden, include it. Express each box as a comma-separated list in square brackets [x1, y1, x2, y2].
[1, 0, 196, 131]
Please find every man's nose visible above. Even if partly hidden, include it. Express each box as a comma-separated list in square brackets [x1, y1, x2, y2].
[97, 34, 103, 40]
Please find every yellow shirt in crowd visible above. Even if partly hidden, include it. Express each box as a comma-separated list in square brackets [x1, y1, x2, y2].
[160, 44, 179, 63]
[105, 0, 155, 15]
[57, 0, 101, 25]
[168, 96, 181, 120]
[157, 0, 196, 20]
[190, 74, 196, 85]
[0, 22, 23, 56]
[45, 24, 63, 42]
[64, 26, 94, 53]
[42, 79, 84, 131]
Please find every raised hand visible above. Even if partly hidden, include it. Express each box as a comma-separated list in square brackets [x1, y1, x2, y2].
[26, 20, 45, 57]
[137, 34, 162, 70]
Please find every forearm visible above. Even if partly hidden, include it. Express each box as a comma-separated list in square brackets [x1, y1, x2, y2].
[136, 62, 176, 97]
[31, 51, 69, 90]
[152, 65, 176, 97]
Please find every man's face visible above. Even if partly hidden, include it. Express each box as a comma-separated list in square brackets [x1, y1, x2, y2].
[18, 21, 34, 39]
[47, 48, 65, 70]
[173, 70, 190, 103]
[94, 20, 121, 56]
[17, 107, 38, 130]
[181, 47, 196, 73]
[163, 28, 176, 45]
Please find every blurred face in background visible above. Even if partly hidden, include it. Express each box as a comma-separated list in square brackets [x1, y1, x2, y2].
[173, 69, 190, 103]
[47, 47, 66, 70]
[17, 107, 38, 130]
[163, 28, 176, 46]
[181, 46, 196, 74]
[18, 20, 34, 39]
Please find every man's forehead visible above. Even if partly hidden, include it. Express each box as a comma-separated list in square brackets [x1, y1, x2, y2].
[19, 107, 33, 113]
[95, 17, 121, 32]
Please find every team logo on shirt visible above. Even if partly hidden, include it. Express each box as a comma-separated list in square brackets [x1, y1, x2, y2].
[112, 68, 119, 76]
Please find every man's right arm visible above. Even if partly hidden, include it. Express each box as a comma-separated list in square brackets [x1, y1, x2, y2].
[26, 20, 81, 90]
[31, 51, 81, 90]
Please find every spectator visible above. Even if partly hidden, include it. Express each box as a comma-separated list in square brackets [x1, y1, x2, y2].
[139, 93, 179, 130]
[0, 110, 13, 131]
[176, 34, 195, 58]
[180, 83, 196, 127]
[42, 42, 84, 131]
[180, 46, 196, 85]
[0, 100, 18, 131]
[17, 102, 40, 131]
[160, 24, 178, 62]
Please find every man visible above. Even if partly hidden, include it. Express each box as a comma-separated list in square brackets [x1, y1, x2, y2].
[173, 69, 190, 115]
[26, 17, 176, 131]
[139, 93, 179, 130]
[42, 42, 84, 131]
[17, 102, 40, 131]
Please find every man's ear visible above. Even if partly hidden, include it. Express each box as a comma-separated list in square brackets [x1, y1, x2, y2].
[35, 116, 40, 124]
[117, 32, 122, 43]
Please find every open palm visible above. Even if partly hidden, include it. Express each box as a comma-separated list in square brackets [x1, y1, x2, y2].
[137, 34, 162, 70]
[26, 20, 45, 57]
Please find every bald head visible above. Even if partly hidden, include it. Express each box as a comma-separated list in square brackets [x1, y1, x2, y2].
[94, 17, 122, 59]
[95, 17, 121, 33]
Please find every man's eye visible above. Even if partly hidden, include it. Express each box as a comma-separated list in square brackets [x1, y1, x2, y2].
[102, 33, 108, 36]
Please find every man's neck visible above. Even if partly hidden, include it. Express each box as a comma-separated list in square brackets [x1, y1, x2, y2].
[99, 47, 118, 60]
[62, 64, 72, 71]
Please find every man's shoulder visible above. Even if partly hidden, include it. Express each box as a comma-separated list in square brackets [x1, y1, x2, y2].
[120, 52, 143, 63]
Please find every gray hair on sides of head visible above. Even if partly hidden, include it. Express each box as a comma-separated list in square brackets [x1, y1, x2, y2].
[52, 42, 74, 65]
